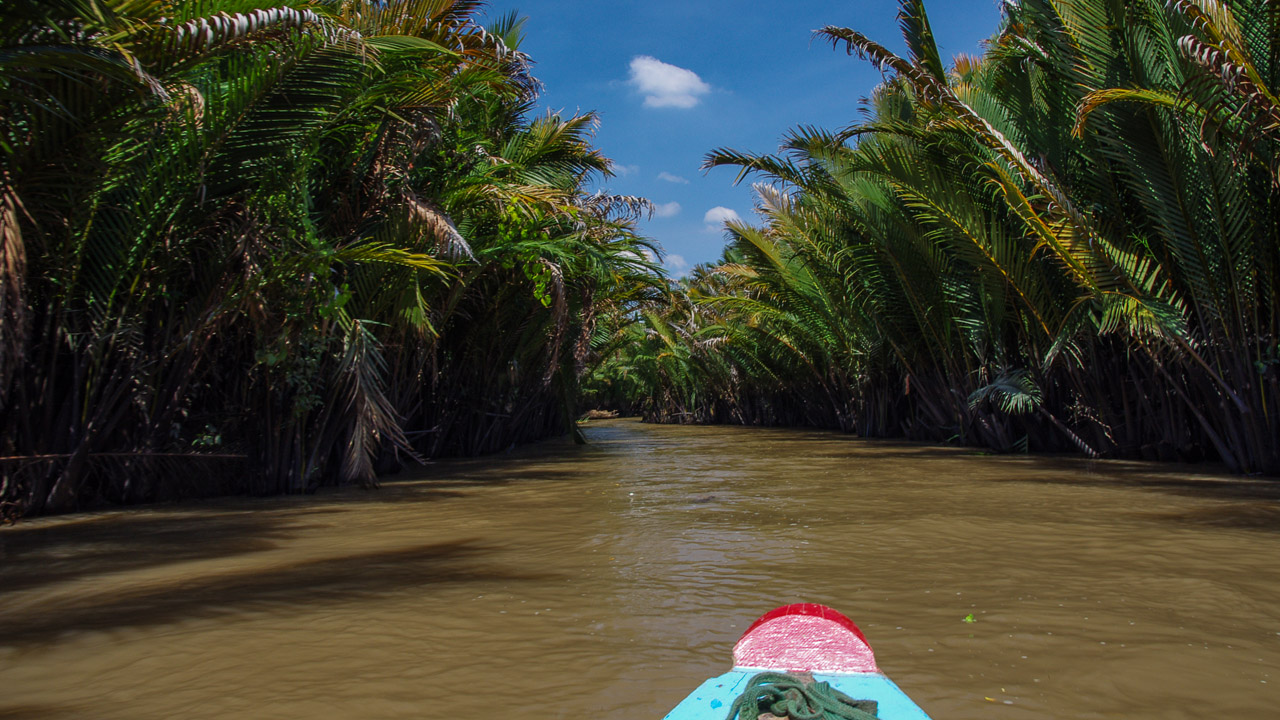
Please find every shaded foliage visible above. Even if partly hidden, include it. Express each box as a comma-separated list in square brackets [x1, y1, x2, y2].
[0, 0, 663, 518]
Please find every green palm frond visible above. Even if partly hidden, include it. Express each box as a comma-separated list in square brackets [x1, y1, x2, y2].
[968, 369, 1043, 416]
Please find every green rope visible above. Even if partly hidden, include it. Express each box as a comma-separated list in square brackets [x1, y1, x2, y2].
[724, 672, 878, 720]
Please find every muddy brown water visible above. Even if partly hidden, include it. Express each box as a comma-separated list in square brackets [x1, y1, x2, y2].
[2, 419, 1279, 719]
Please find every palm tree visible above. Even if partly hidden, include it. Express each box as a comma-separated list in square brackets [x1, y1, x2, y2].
[623, 0, 1277, 474]
[1, 1, 666, 517]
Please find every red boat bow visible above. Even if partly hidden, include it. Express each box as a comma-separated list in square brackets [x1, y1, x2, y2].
[732, 603, 880, 674]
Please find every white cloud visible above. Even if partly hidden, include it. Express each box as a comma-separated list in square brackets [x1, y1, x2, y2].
[704, 206, 741, 231]
[613, 163, 640, 177]
[629, 56, 711, 109]
[664, 254, 689, 275]
[652, 201, 681, 218]
[657, 171, 690, 184]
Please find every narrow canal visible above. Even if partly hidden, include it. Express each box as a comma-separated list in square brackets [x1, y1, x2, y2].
[2, 420, 1278, 719]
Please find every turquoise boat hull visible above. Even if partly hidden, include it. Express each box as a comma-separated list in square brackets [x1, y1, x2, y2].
[663, 669, 930, 720]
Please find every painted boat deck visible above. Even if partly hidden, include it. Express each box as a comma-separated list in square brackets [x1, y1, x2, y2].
[662, 668, 931, 720]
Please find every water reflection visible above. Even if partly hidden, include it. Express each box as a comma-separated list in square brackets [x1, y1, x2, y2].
[1, 419, 1278, 719]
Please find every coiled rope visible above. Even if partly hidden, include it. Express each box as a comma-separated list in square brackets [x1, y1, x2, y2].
[725, 672, 878, 720]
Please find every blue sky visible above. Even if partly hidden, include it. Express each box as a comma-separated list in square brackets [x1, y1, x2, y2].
[482, 1, 1005, 275]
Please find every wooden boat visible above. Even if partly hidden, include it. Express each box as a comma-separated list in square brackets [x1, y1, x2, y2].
[663, 604, 931, 719]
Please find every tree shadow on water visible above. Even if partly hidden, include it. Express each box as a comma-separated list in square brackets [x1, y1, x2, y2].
[0, 705, 87, 720]
[0, 479, 485, 595]
[384, 462, 598, 491]
[999, 464, 1280, 499]
[0, 539, 554, 647]
[0, 511, 291, 594]
[984, 462, 1280, 531]
[1141, 501, 1280, 531]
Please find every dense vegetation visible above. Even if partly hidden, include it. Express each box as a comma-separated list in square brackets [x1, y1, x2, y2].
[0, 0, 662, 518]
[590, 0, 1279, 475]
[5, 0, 1277, 521]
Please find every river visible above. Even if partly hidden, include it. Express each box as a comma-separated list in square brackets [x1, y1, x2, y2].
[1, 419, 1278, 719]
